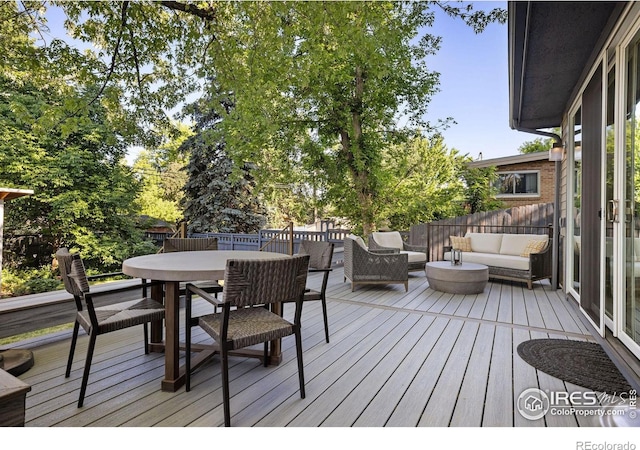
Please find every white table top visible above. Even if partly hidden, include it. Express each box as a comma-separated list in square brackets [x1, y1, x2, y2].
[426, 261, 488, 271]
[122, 250, 289, 282]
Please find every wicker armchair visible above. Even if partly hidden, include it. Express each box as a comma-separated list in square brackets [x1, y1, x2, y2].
[343, 235, 408, 292]
[284, 240, 334, 343]
[368, 231, 427, 273]
[57, 248, 165, 407]
[184, 255, 310, 427]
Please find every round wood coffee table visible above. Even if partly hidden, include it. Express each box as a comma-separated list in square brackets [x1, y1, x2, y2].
[425, 261, 489, 294]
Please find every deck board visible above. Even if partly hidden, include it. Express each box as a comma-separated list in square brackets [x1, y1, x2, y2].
[7, 266, 617, 428]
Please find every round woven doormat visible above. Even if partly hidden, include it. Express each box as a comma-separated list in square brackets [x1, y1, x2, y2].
[517, 339, 632, 393]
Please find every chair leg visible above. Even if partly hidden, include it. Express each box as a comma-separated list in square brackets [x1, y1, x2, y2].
[185, 292, 192, 392]
[263, 342, 269, 367]
[143, 323, 149, 354]
[295, 327, 306, 399]
[321, 297, 330, 343]
[78, 332, 97, 408]
[221, 347, 231, 427]
[66, 321, 80, 378]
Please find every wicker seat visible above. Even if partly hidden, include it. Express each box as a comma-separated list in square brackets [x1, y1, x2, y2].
[162, 237, 223, 298]
[184, 255, 310, 427]
[56, 248, 165, 407]
[284, 240, 334, 343]
[368, 231, 427, 273]
[343, 235, 408, 292]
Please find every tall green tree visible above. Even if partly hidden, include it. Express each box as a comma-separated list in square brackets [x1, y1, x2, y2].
[0, 76, 154, 271]
[377, 136, 467, 230]
[11, 1, 505, 236]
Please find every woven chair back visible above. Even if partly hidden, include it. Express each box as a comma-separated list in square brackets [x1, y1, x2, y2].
[298, 240, 333, 270]
[163, 237, 218, 253]
[56, 248, 88, 297]
[223, 255, 310, 308]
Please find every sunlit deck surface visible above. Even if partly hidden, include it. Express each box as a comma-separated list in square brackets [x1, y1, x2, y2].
[13, 265, 606, 427]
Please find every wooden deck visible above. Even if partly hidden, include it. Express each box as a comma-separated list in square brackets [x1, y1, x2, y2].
[6, 266, 614, 427]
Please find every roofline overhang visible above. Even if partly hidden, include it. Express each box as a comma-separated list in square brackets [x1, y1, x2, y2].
[467, 151, 551, 169]
[508, 1, 626, 137]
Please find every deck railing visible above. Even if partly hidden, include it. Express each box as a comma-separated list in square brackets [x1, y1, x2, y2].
[259, 222, 294, 255]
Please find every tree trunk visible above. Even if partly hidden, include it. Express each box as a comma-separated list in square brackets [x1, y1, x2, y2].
[338, 65, 376, 237]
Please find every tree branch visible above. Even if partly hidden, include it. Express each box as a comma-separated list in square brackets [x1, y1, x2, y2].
[160, 1, 216, 21]
[86, 0, 129, 108]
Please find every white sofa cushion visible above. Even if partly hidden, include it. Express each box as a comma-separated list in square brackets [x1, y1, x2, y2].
[466, 232, 503, 254]
[444, 251, 530, 271]
[347, 234, 367, 249]
[371, 231, 404, 250]
[402, 250, 427, 264]
[499, 234, 548, 256]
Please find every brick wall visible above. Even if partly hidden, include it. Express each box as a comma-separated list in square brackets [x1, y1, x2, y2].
[495, 159, 556, 208]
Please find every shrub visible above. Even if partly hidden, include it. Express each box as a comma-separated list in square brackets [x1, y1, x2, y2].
[1, 267, 63, 298]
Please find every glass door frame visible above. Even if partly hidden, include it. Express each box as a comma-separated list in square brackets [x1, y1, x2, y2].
[566, 101, 582, 305]
[616, 24, 640, 358]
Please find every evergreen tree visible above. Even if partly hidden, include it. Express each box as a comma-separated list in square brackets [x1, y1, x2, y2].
[181, 100, 267, 234]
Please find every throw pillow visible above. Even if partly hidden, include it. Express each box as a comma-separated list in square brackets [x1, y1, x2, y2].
[520, 239, 547, 257]
[450, 236, 472, 252]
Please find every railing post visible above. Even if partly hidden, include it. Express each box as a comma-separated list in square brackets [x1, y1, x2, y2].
[179, 222, 187, 238]
[288, 222, 294, 255]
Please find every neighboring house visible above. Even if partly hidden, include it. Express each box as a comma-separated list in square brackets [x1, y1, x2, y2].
[467, 152, 556, 208]
[509, 1, 640, 384]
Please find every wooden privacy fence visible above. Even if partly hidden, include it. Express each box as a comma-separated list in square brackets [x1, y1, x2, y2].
[410, 203, 555, 262]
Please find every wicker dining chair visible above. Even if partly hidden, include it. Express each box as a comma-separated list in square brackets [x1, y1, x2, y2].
[163, 237, 223, 298]
[184, 254, 310, 427]
[284, 240, 334, 343]
[56, 248, 165, 407]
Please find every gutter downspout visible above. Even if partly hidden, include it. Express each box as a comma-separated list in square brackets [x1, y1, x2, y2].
[514, 127, 563, 291]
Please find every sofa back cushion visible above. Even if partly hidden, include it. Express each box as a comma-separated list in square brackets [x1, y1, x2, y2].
[466, 232, 503, 254]
[347, 234, 367, 249]
[372, 231, 404, 250]
[499, 233, 549, 256]
[450, 236, 472, 252]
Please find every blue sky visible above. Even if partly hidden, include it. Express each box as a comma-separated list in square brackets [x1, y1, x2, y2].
[423, 1, 535, 161]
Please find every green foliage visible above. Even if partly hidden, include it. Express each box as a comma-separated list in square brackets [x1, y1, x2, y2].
[0, 49, 155, 272]
[1, 268, 62, 298]
[376, 136, 467, 229]
[0, 1, 508, 272]
[518, 138, 551, 154]
[133, 129, 191, 228]
[460, 165, 504, 214]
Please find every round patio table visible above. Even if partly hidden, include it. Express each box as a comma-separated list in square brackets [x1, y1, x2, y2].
[425, 261, 489, 295]
[122, 250, 289, 392]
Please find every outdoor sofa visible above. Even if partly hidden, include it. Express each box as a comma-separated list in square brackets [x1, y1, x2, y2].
[443, 232, 552, 289]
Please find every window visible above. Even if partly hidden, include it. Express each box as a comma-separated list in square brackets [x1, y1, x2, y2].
[494, 171, 540, 196]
